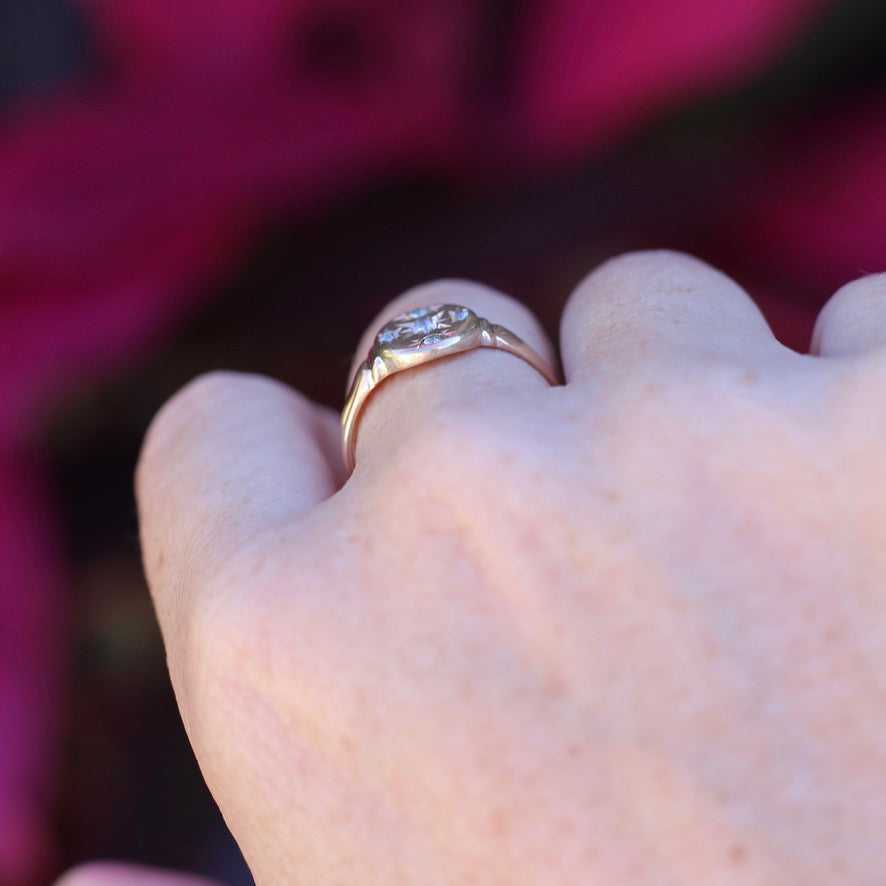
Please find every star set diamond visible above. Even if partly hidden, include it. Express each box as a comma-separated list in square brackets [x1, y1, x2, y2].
[375, 304, 474, 352]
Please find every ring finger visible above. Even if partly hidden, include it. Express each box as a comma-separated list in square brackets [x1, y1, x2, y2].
[344, 279, 559, 475]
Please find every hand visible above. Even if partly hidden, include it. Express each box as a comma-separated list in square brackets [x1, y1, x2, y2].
[63, 251, 886, 884]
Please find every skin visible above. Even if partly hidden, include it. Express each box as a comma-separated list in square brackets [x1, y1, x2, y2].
[60, 251, 886, 884]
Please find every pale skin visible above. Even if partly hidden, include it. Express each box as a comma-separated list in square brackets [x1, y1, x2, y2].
[59, 251, 886, 884]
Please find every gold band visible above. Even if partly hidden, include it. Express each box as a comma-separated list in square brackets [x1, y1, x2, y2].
[342, 304, 559, 473]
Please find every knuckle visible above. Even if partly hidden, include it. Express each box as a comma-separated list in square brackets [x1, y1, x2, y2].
[814, 276, 886, 356]
[136, 369, 302, 487]
[138, 371, 245, 471]
[146, 370, 285, 438]
[831, 272, 886, 305]
[818, 273, 886, 326]
[581, 249, 710, 289]
[158, 368, 246, 418]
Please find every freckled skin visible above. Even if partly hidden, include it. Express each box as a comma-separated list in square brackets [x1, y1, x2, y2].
[99, 255, 886, 885]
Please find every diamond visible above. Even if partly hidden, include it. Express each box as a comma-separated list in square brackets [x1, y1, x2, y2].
[376, 304, 473, 352]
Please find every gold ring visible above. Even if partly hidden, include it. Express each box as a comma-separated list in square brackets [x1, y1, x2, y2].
[342, 303, 559, 472]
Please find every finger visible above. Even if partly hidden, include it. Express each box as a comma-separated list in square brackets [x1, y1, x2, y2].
[55, 862, 223, 885]
[135, 371, 341, 647]
[560, 250, 783, 383]
[346, 280, 558, 472]
[811, 273, 886, 357]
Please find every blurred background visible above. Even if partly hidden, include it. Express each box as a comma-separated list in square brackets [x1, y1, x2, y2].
[1, 0, 885, 882]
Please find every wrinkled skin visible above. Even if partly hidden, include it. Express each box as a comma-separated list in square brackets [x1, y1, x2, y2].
[61, 252, 886, 884]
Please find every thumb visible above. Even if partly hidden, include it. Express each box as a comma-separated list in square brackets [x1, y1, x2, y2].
[55, 861, 226, 886]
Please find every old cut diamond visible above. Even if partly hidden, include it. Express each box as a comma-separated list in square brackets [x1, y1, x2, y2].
[376, 304, 473, 352]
